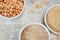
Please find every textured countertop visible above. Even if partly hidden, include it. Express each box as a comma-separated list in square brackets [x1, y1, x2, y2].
[0, 0, 60, 40]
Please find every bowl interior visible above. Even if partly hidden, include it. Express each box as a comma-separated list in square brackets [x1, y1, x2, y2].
[45, 4, 60, 34]
[19, 23, 50, 40]
[0, 0, 25, 19]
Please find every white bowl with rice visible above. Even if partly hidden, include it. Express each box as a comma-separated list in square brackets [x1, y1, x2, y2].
[19, 23, 50, 40]
[44, 4, 60, 34]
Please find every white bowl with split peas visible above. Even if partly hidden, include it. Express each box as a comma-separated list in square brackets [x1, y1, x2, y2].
[0, 0, 25, 19]
[44, 4, 60, 34]
[19, 23, 50, 40]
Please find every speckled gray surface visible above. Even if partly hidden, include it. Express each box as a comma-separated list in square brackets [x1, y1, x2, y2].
[0, 0, 60, 40]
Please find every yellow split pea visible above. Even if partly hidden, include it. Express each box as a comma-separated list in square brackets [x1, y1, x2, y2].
[0, 0, 24, 18]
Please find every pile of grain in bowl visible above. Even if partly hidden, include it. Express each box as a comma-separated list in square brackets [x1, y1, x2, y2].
[21, 24, 48, 40]
[46, 6, 60, 33]
[0, 0, 24, 18]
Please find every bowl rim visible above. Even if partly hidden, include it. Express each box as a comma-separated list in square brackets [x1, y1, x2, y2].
[0, 0, 25, 19]
[19, 23, 51, 40]
[44, 4, 60, 34]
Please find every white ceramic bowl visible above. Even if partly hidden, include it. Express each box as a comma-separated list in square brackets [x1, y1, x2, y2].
[0, 0, 25, 19]
[19, 23, 50, 40]
[44, 4, 60, 34]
